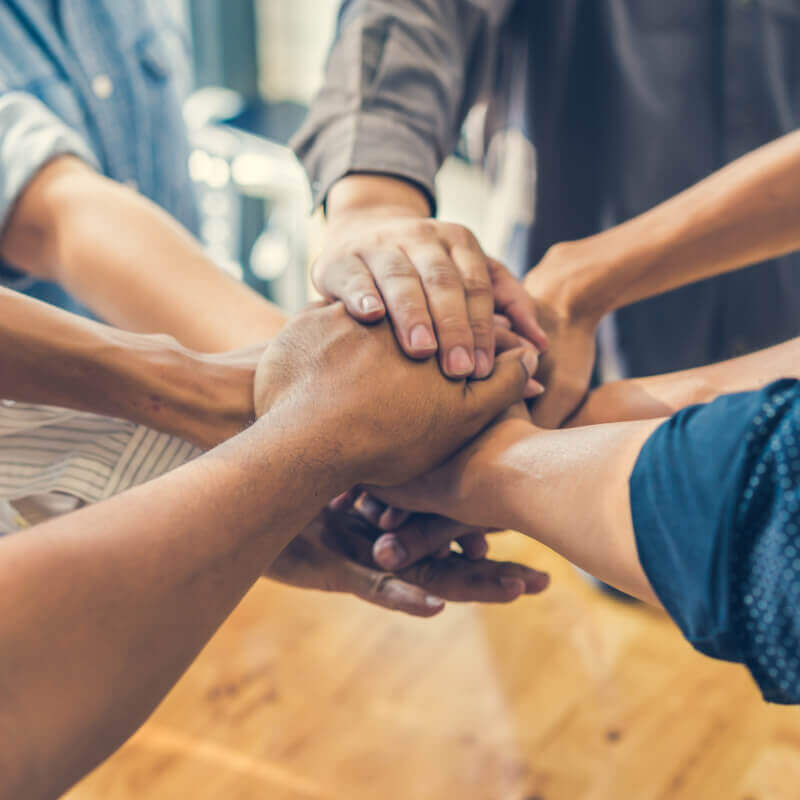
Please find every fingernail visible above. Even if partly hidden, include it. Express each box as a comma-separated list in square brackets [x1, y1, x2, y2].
[528, 572, 551, 592]
[379, 507, 408, 530]
[425, 595, 445, 609]
[499, 577, 526, 597]
[360, 295, 383, 314]
[521, 350, 538, 377]
[447, 346, 474, 376]
[374, 536, 408, 570]
[410, 324, 436, 352]
[474, 349, 491, 378]
[357, 495, 385, 524]
[524, 380, 545, 400]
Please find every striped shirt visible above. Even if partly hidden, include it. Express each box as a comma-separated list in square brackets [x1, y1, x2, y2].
[0, 400, 199, 533]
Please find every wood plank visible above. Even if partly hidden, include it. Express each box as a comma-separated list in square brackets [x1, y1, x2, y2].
[64, 533, 800, 800]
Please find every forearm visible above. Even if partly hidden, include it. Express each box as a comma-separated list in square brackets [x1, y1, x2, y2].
[0, 288, 255, 449]
[1, 156, 286, 351]
[0, 419, 346, 799]
[569, 336, 800, 427]
[537, 130, 800, 322]
[472, 419, 662, 602]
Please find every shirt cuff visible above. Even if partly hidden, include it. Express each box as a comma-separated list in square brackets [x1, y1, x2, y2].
[291, 110, 439, 213]
[0, 91, 99, 233]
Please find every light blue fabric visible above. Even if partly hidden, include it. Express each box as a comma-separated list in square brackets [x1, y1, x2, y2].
[0, 0, 200, 312]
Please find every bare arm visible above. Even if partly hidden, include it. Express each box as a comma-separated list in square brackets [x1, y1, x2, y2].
[526, 129, 800, 427]
[294, 0, 546, 377]
[0, 418, 344, 800]
[371, 416, 662, 603]
[1, 156, 286, 351]
[531, 129, 800, 323]
[0, 302, 533, 799]
[0, 287, 257, 449]
[568, 336, 800, 427]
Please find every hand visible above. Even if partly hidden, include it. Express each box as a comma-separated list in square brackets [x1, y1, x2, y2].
[523, 243, 599, 428]
[366, 413, 536, 530]
[253, 302, 538, 487]
[317, 176, 548, 379]
[265, 510, 549, 617]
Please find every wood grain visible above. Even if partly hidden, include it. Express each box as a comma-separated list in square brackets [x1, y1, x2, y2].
[64, 533, 800, 800]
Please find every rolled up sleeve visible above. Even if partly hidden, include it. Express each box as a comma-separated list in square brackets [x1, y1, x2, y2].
[631, 379, 800, 704]
[0, 91, 98, 233]
[291, 0, 515, 209]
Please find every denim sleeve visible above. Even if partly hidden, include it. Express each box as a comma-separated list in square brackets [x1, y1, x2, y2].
[630, 379, 800, 704]
[290, 0, 516, 210]
[0, 91, 98, 232]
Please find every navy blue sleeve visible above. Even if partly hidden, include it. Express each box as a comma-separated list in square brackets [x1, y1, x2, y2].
[630, 379, 800, 704]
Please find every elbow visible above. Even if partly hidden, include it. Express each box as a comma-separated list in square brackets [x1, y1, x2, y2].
[0, 155, 97, 283]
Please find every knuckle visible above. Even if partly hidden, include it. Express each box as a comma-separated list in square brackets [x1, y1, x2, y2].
[411, 219, 436, 238]
[462, 275, 492, 299]
[445, 223, 480, 250]
[435, 314, 472, 336]
[376, 255, 417, 282]
[422, 261, 461, 291]
[468, 316, 494, 339]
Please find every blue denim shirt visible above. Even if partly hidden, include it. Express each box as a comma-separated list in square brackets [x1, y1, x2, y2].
[0, 0, 199, 312]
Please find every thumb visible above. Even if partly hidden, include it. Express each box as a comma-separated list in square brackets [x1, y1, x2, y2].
[462, 347, 537, 429]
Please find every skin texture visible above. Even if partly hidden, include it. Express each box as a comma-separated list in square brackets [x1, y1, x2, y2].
[524, 127, 800, 428]
[321, 174, 548, 379]
[0, 302, 536, 800]
[370, 337, 800, 590]
[1, 156, 286, 351]
[0, 287, 259, 449]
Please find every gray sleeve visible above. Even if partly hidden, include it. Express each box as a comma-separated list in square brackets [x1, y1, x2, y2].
[0, 91, 99, 233]
[291, 0, 516, 210]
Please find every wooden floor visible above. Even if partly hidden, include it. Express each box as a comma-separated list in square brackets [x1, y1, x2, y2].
[65, 534, 800, 800]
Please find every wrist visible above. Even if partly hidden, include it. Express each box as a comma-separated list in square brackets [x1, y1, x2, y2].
[527, 228, 662, 325]
[326, 174, 431, 222]
[103, 334, 255, 449]
[457, 418, 539, 529]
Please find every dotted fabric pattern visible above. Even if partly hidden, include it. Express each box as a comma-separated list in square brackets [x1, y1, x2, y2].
[731, 383, 800, 704]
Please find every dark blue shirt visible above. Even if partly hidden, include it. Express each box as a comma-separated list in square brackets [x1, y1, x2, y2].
[632, 379, 800, 703]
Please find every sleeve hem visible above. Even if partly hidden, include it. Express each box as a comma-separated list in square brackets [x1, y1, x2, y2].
[291, 111, 439, 214]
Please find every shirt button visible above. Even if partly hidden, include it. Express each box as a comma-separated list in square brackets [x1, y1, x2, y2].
[92, 74, 114, 100]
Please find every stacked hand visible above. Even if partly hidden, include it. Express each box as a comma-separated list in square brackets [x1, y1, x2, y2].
[266, 509, 549, 617]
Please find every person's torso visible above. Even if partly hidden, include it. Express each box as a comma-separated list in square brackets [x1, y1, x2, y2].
[488, 0, 800, 374]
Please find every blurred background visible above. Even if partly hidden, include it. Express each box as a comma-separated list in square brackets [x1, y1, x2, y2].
[162, 0, 490, 314]
[61, 5, 800, 800]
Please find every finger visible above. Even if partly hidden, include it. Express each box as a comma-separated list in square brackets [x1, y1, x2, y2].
[462, 347, 539, 430]
[325, 555, 445, 617]
[405, 243, 476, 378]
[329, 488, 359, 512]
[373, 516, 480, 571]
[457, 531, 488, 560]
[399, 554, 550, 603]
[378, 506, 410, 531]
[354, 492, 387, 527]
[495, 328, 544, 400]
[493, 328, 543, 398]
[494, 325, 534, 355]
[450, 242, 495, 379]
[494, 313, 512, 330]
[489, 258, 549, 351]
[366, 249, 438, 359]
[312, 254, 386, 322]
